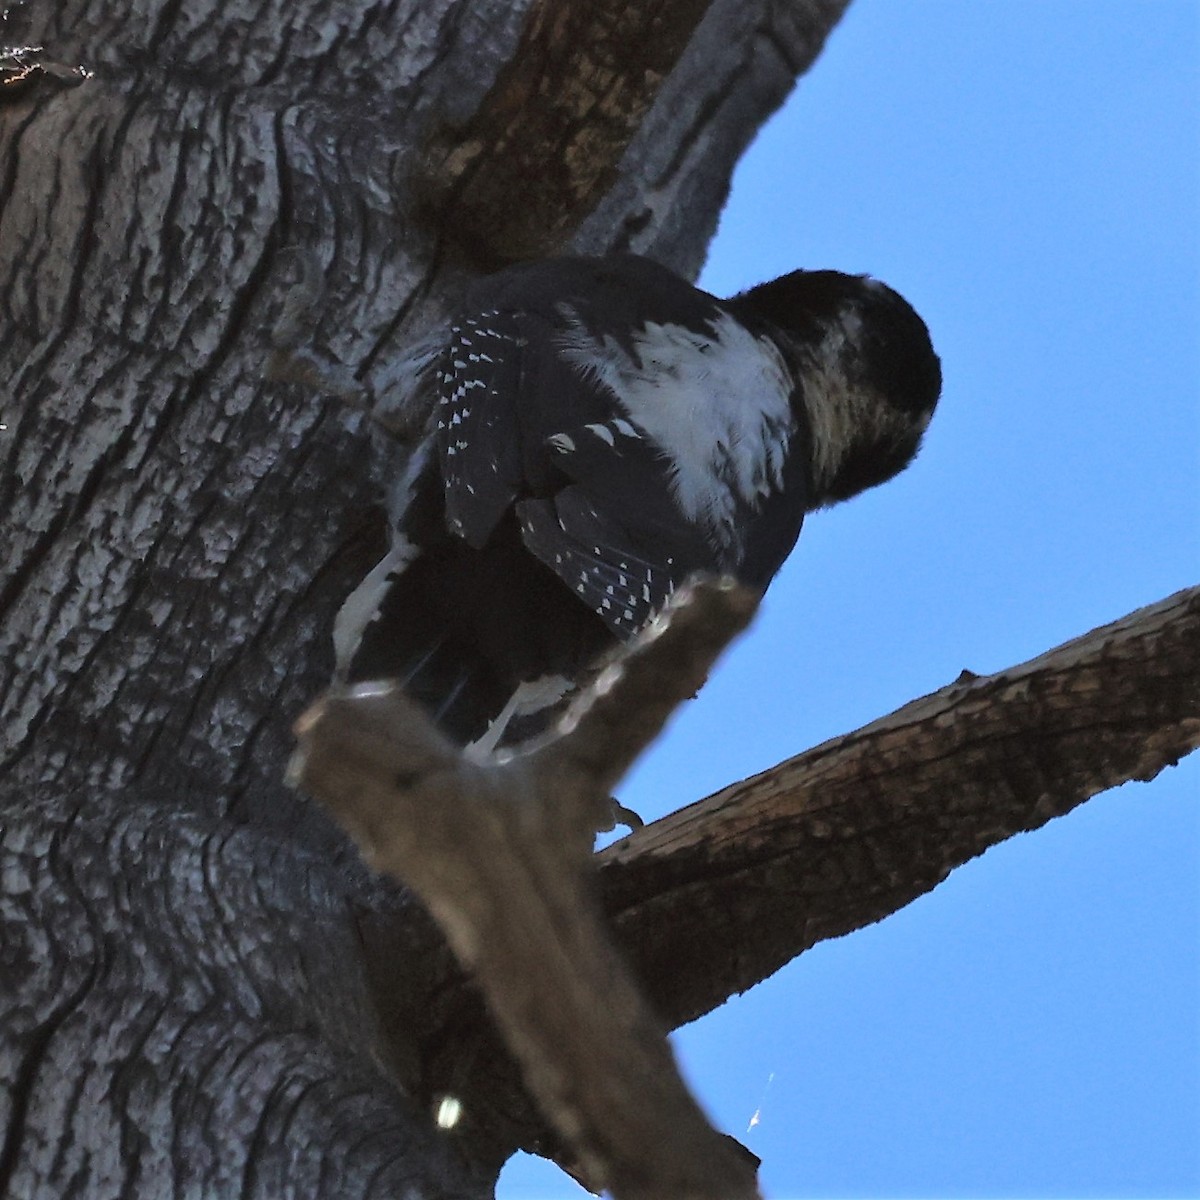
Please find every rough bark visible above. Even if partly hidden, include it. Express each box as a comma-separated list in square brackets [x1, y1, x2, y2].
[1, 0, 851, 1195]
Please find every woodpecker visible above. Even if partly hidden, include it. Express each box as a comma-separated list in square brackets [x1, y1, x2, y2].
[334, 254, 941, 754]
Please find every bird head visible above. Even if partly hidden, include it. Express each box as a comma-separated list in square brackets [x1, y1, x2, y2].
[730, 270, 942, 508]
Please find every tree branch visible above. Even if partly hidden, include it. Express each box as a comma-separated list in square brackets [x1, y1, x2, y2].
[292, 580, 762, 1200]
[16, 2, 1185, 1196]
[600, 585, 1200, 1028]
[377, 586, 1198, 1169]
[405, 0, 854, 268]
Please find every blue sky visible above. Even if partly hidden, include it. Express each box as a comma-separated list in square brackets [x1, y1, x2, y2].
[500, 3, 1199, 1196]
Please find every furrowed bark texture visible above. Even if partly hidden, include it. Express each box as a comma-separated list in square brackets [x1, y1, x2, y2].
[1, 0, 851, 1195]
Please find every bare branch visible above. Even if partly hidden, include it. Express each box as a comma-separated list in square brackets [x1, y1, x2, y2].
[292, 580, 763, 1200]
[366, 586, 1198, 1173]
[600, 585, 1200, 1028]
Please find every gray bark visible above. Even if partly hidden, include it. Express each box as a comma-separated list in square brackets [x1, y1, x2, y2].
[0, 1, 848, 1195]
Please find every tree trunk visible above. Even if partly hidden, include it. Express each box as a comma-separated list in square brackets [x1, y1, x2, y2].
[1, 1, 848, 1195]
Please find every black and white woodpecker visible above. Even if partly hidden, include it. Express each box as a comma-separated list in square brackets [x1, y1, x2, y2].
[334, 254, 941, 754]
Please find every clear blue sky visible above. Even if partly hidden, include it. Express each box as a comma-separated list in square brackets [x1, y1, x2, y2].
[500, 3, 1199, 1196]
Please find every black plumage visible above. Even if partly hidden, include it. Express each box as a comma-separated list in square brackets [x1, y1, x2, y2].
[334, 254, 941, 753]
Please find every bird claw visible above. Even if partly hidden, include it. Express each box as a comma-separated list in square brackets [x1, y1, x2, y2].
[599, 797, 644, 834]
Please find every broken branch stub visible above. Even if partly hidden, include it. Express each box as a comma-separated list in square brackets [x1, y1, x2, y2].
[291, 577, 762, 1200]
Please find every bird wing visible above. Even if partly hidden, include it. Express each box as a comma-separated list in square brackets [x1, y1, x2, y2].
[435, 312, 527, 548]
[515, 489, 678, 640]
